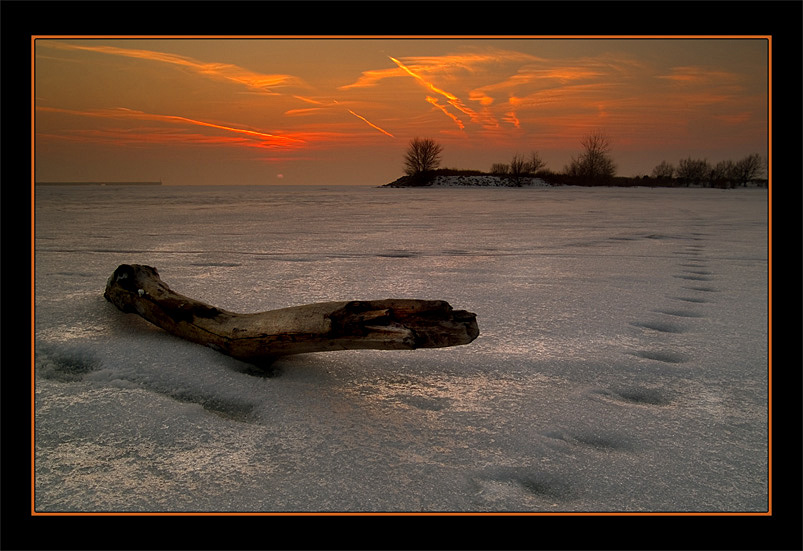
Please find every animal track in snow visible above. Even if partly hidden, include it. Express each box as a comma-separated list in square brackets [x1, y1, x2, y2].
[669, 295, 711, 304]
[588, 386, 675, 407]
[632, 349, 688, 364]
[673, 273, 714, 282]
[681, 285, 718, 293]
[164, 390, 257, 423]
[541, 428, 635, 452]
[36, 345, 101, 382]
[471, 467, 575, 506]
[630, 320, 687, 334]
[652, 308, 705, 318]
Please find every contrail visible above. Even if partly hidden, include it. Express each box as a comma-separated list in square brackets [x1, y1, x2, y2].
[40, 42, 399, 141]
[156, 113, 306, 144]
[37, 106, 306, 147]
[389, 56, 458, 101]
[426, 97, 464, 130]
[318, 99, 395, 138]
[389, 56, 480, 130]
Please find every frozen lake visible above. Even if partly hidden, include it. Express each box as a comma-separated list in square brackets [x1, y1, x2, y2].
[33, 184, 769, 513]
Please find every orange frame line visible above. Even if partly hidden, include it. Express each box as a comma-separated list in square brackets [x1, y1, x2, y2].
[30, 34, 773, 518]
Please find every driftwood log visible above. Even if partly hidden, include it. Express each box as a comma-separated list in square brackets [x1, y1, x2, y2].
[104, 264, 479, 364]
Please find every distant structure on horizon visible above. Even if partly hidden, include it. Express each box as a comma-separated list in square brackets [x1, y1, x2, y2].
[36, 180, 163, 186]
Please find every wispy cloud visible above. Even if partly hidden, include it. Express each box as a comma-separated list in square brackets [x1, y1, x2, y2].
[388, 55, 490, 131]
[39, 41, 400, 143]
[37, 106, 307, 149]
[340, 49, 540, 90]
[425, 96, 464, 130]
[35, 40, 768, 179]
[286, 95, 395, 138]
[38, 41, 304, 93]
[341, 50, 645, 136]
[656, 66, 742, 85]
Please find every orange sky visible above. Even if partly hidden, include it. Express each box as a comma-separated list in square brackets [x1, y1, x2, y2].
[34, 37, 769, 185]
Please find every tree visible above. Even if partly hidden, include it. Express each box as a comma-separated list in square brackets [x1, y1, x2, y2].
[651, 161, 675, 180]
[404, 137, 443, 177]
[490, 163, 509, 175]
[565, 131, 616, 182]
[711, 160, 737, 188]
[509, 153, 528, 186]
[527, 151, 547, 174]
[733, 153, 763, 185]
[676, 157, 711, 186]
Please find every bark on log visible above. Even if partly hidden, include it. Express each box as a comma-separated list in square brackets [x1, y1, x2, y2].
[104, 264, 479, 364]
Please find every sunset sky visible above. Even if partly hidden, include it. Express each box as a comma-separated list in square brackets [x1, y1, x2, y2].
[34, 37, 769, 186]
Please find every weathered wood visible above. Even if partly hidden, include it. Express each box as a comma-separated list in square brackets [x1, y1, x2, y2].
[104, 264, 479, 364]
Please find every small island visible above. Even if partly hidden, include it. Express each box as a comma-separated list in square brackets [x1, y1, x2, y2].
[384, 169, 550, 188]
[384, 137, 767, 189]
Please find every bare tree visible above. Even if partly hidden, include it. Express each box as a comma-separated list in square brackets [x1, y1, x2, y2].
[490, 163, 509, 175]
[565, 131, 616, 182]
[676, 157, 711, 186]
[651, 161, 675, 180]
[733, 153, 763, 185]
[711, 160, 737, 188]
[404, 137, 443, 176]
[509, 153, 528, 186]
[527, 151, 547, 174]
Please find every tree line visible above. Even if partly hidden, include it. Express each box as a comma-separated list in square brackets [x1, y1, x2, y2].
[650, 154, 765, 188]
[402, 135, 766, 188]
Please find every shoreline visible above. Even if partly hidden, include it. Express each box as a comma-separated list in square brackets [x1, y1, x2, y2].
[383, 172, 768, 189]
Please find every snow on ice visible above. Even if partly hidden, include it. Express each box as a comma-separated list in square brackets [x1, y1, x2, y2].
[33, 184, 769, 513]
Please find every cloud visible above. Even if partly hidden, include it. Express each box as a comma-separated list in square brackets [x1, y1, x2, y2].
[425, 96, 464, 130]
[35, 40, 767, 172]
[656, 66, 742, 85]
[36, 106, 307, 149]
[337, 67, 406, 90]
[388, 56, 488, 131]
[38, 41, 305, 93]
[340, 49, 540, 90]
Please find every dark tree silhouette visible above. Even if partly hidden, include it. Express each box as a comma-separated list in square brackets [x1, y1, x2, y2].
[651, 160, 675, 180]
[565, 131, 616, 182]
[404, 137, 443, 176]
[490, 163, 509, 175]
[676, 157, 711, 186]
[711, 160, 737, 188]
[528, 151, 547, 174]
[733, 153, 763, 185]
[509, 153, 528, 185]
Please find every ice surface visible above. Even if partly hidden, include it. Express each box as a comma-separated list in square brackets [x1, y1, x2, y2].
[33, 184, 769, 513]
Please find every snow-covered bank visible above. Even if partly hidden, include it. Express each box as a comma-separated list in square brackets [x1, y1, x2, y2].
[428, 174, 550, 187]
[385, 174, 550, 187]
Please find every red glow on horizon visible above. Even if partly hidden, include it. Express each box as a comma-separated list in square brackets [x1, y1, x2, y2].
[34, 38, 769, 182]
[36, 106, 307, 149]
